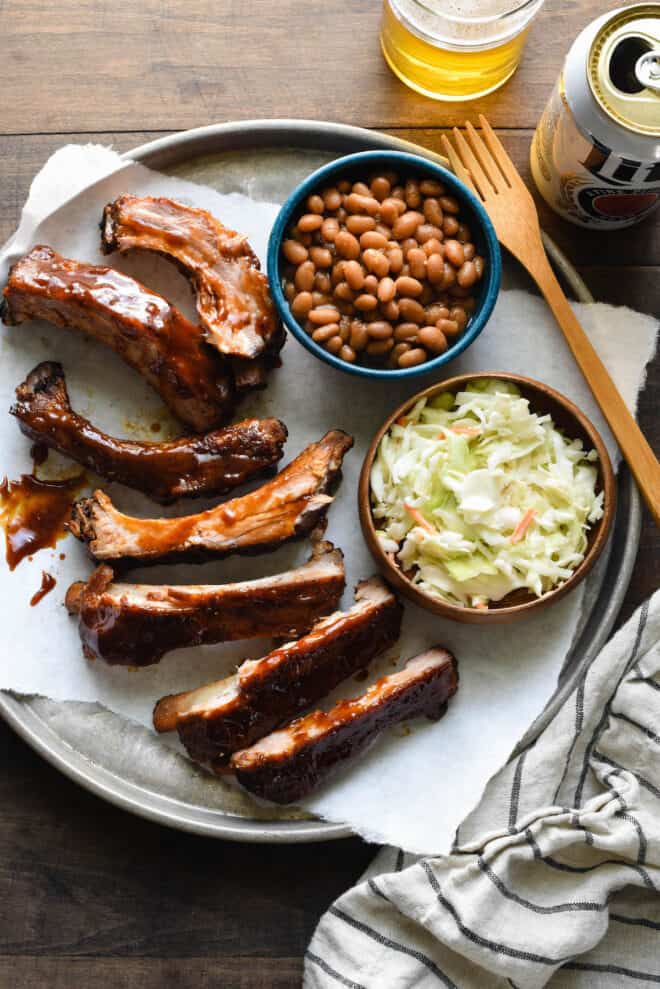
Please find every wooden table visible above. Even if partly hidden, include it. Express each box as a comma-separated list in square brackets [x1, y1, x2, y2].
[0, 2, 657, 985]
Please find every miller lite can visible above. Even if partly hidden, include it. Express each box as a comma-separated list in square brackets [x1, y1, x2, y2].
[531, 4, 660, 229]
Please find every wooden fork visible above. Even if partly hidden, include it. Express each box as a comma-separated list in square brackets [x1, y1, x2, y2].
[442, 115, 660, 528]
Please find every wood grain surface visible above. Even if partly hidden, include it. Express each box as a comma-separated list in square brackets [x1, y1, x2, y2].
[0, 1, 658, 986]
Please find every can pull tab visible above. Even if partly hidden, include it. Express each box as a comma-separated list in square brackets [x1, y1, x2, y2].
[635, 50, 660, 94]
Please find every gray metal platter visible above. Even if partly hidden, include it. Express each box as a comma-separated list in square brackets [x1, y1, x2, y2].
[0, 119, 641, 844]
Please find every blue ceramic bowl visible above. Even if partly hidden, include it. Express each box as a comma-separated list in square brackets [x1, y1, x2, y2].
[267, 150, 501, 380]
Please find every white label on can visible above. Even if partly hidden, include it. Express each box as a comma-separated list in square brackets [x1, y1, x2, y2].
[531, 75, 660, 229]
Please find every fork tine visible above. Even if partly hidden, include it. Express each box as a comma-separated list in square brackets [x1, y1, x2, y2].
[451, 127, 494, 200]
[478, 114, 520, 186]
[465, 120, 508, 193]
[440, 134, 477, 196]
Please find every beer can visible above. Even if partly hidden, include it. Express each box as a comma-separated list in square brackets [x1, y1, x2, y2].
[531, 4, 660, 229]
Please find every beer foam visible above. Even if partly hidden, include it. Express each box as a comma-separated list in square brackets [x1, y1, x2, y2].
[392, 0, 543, 45]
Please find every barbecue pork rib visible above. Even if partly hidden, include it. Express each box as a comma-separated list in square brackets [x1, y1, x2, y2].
[1, 246, 235, 432]
[101, 195, 281, 362]
[68, 429, 353, 567]
[11, 362, 287, 505]
[66, 541, 345, 666]
[230, 647, 459, 803]
[153, 576, 402, 764]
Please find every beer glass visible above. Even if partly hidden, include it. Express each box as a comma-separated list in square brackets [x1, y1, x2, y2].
[380, 0, 546, 101]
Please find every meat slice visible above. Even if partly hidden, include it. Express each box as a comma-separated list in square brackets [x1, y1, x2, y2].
[68, 430, 353, 567]
[11, 362, 287, 505]
[153, 577, 402, 764]
[65, 541, 345, 666]
[101, 195, 281, 361]
[230, 647, 459, 804]
[1, 246, 235, 432]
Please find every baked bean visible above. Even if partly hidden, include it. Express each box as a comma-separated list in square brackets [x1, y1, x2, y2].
[366, 338, 394, 356]
[283, 239, 308, 265]
[398, 348, 427, 368]
[387, 247, 404, 274]
[457, 223, 471, 243]
[337, 179, 351, 193]
[339, 344, 356, 363]
[419, 283, 434, 306]
[321, 217, 340, 242]
[463, 242, 475, 261]
[450, 306, 468, 331]
[404, 179, 421, 208]
[439, 195, 460, 215]
[423, 198, 444, 227]
[362, 249, 390, 278]
[314, 272, 331, 294]
[395, 275, 423, 298]
[370, 176, 391, 201]
[437, 318, 460, 338]
[359, 231, 387, 251]
[426, 303, 450, 323]
[354, 293, 378, 312]
[309, 306, 340, 325]
[295, 260, 316, 292]
[377, 276, 396, 303]
[444, 239, 465, 268]
[334, 281, 356, 302]
[363, 274, 379, 295]
[326, 335, 343, 354]
[349, 320, 369, 351]
[426, 253, 446, 284]
[382, 299, 400, 321]
[310, 246, 332, 269]
[389, 342, 411, 366]
[322, 187, 342, 211]
[379, 197, 404, 226]
[443, 215, 459, 237]
[336, 207, 347, 222]
[331, 260, 345, 285]
[382, 170, 399, 186]
[307, 194, 325, 214]
[419, 178, 444, 196]
[284, 281, 296, 302]
[474, 255, 485, 278]
[398, 298, 426, 323]
[441, 262, 456, 289]
[367, 320, 393, 340]
[345, 193, 380, 216]
[398, 238, 416, 259]
[312, 323, 340, 343]
[418, 326, 448, 353]
[416, 223, 443, 244]
[338, 320, 351, 341]
[392, 211, 423, 240]
[407, 248, 427, 280]
[335, 230, 360, 259]
[375, 223, 393, 239]
[352, 181, 371, 197]
[298, 213, 324, 232]
[346, 214, 376, 235]
[423, 237, 444, 256]
[311, 291, 330, 307]
[343, 260, 365, 291]
[391, 185, 406, 201]
[394, 322, 420, 342]
[457, 261, 478, 287]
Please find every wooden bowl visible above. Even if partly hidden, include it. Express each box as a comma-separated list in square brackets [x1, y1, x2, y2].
[358, 372, 616, 624]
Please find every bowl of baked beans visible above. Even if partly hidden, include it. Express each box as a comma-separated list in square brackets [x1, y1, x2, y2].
[267, 150, 501, 378]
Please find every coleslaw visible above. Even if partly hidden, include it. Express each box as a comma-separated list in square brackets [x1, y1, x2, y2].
[370, 379, 604, 609]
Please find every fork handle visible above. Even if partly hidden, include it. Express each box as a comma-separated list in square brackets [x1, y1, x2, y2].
[530, 254, 660, 527]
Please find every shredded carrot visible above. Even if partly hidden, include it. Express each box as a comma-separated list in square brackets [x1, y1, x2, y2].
[396, 416, 409, 427]
[510, 508, 537, 544]
[449, 425, 482, 437]
[403, 502, 435, 534]
[473, 601, 488, 610]
[435, 431, 446, 440]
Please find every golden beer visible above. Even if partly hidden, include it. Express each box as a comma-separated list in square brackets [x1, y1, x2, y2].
[380, 0, 545, 101]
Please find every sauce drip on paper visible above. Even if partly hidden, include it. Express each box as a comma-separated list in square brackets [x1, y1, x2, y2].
[30, 570, 57, 606]
[0, 472, 86, 570]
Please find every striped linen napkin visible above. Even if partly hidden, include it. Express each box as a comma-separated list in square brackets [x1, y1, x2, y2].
[305, 590, 660, 988]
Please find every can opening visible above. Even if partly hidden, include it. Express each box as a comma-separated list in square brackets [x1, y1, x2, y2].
[608, 36, 652, 93]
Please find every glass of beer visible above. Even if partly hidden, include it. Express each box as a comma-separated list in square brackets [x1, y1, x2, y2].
[380, 0, 546, 101]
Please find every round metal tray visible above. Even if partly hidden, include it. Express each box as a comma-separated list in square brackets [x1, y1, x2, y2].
[0, 120, 641, 843]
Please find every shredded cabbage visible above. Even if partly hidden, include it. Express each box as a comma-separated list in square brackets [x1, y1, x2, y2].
[371, 379, 604, 609]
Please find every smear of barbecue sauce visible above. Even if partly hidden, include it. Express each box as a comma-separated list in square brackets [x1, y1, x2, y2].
[0, 472, 86, 570]
[30, 570, 56, 606]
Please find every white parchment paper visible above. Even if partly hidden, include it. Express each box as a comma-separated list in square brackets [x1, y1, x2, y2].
[0, 145, 656, 852]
